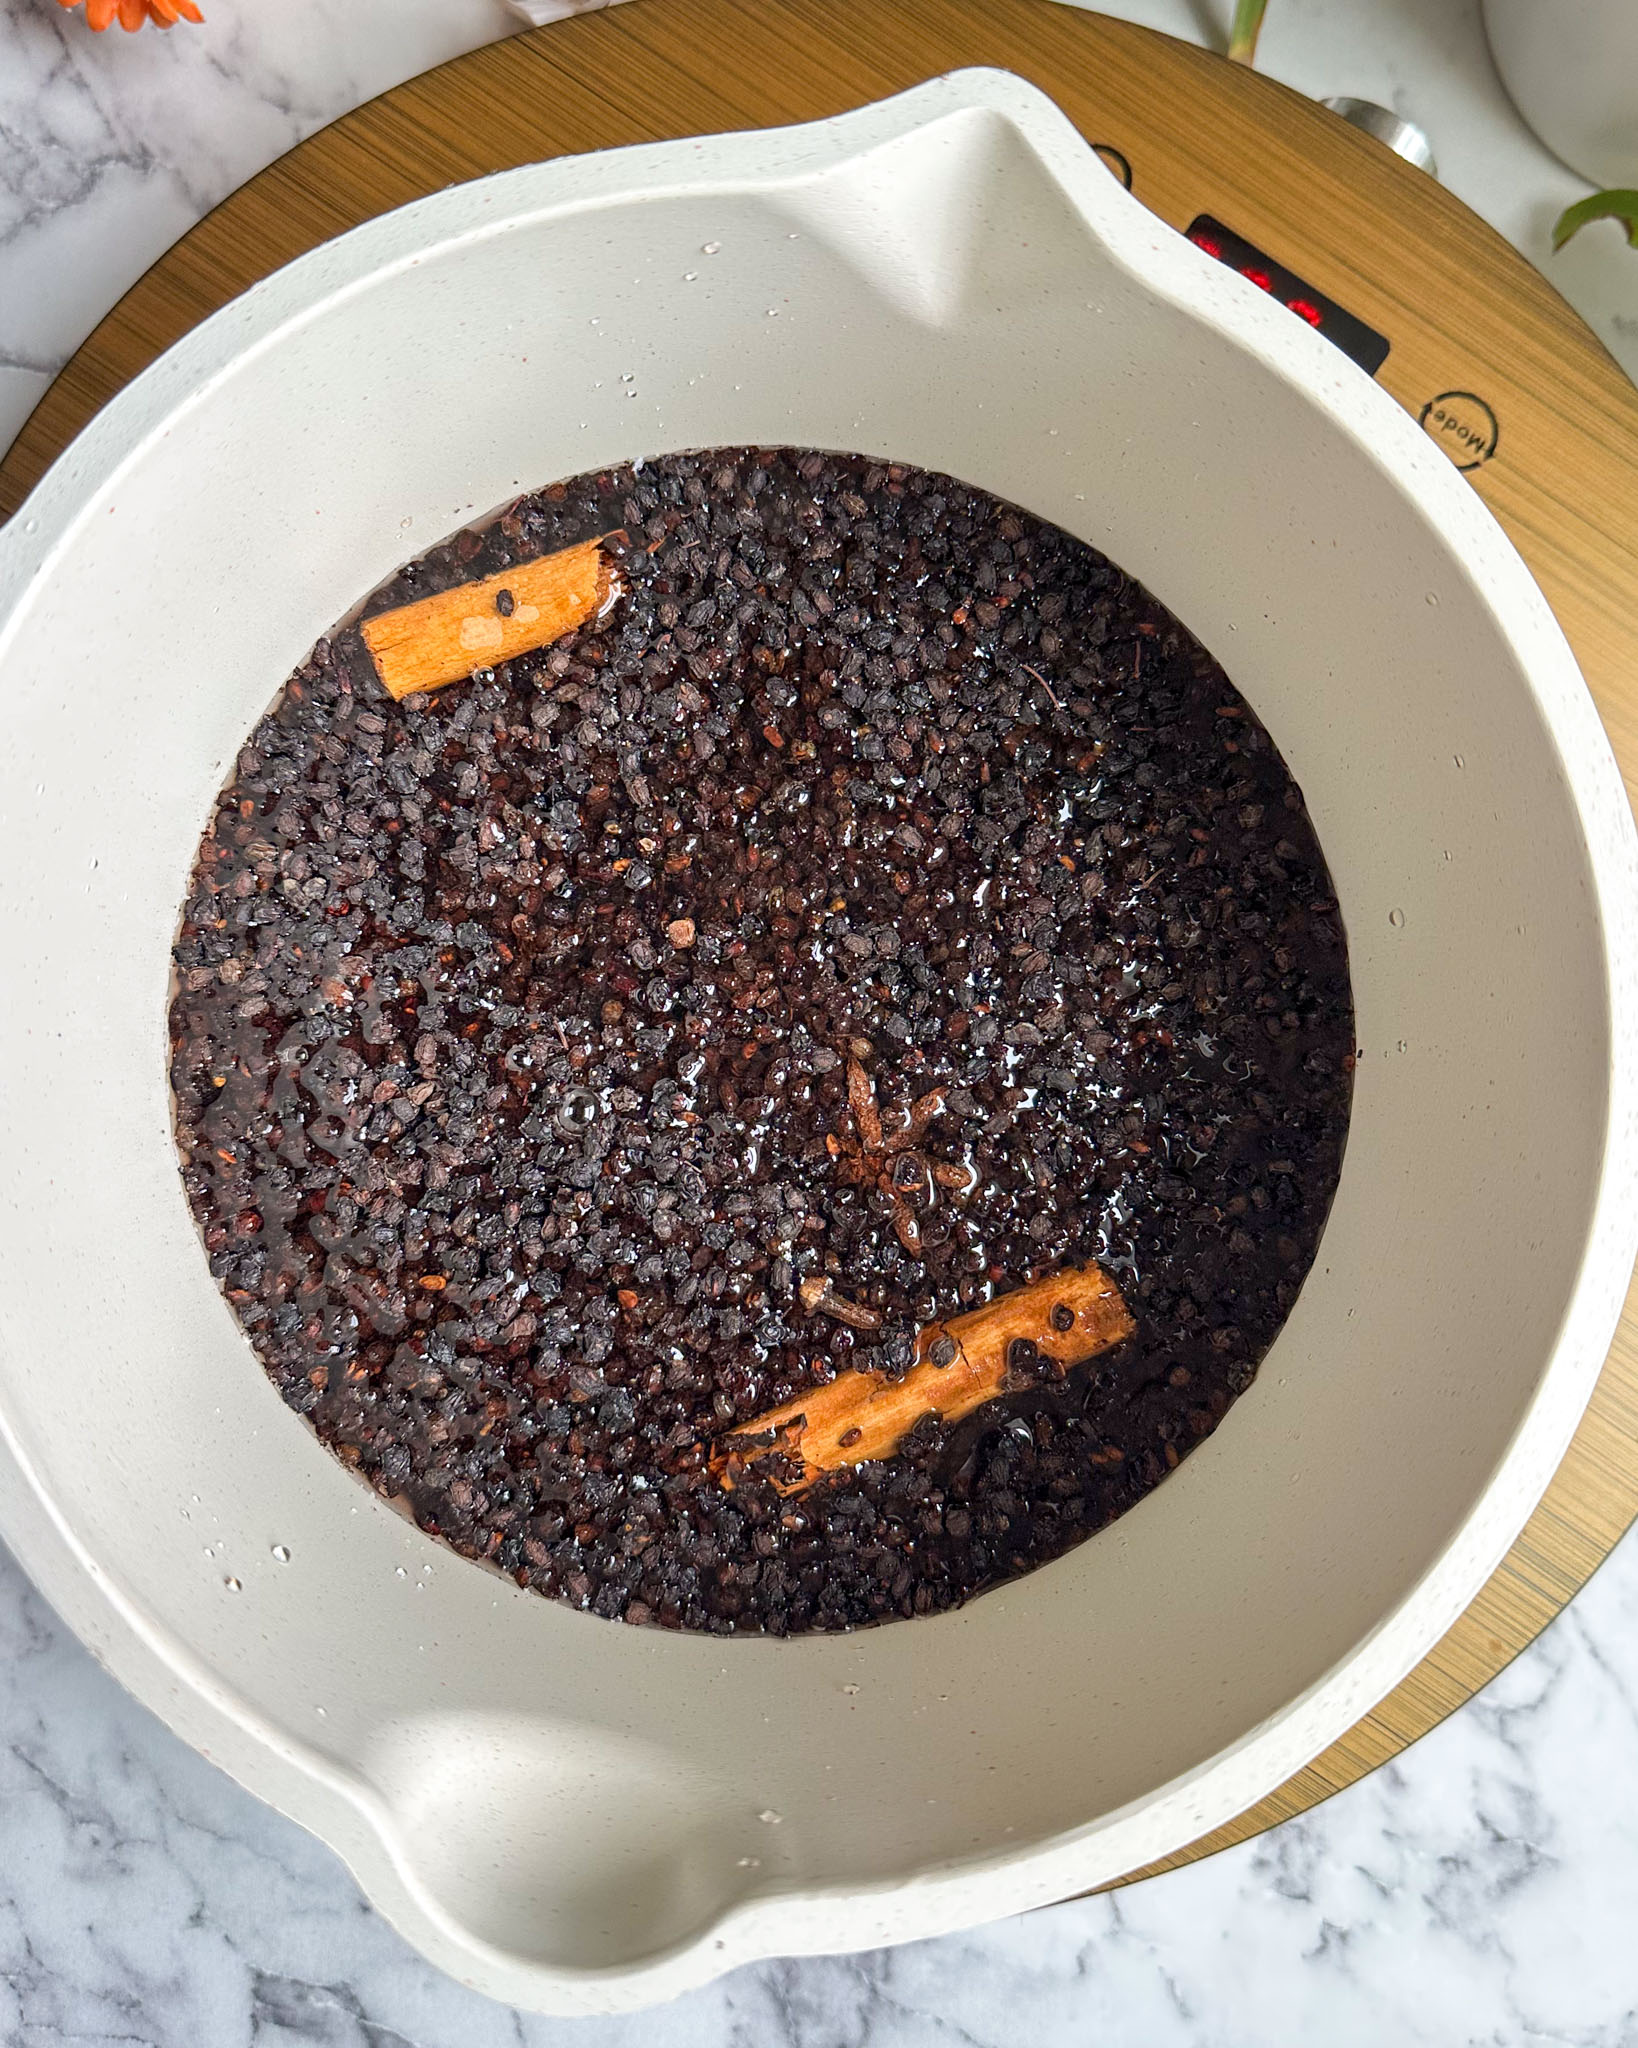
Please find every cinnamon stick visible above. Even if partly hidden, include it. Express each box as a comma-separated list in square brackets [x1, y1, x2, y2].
[359, 533, 623, 701]
[713, 1262, 1133, 1494]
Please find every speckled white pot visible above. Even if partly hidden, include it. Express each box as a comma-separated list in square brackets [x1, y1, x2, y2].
[0, 71, 1635, 2016]
[1484, 0, 1638, 188]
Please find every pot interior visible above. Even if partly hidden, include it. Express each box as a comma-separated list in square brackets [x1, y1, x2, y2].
[0, 86, 1615, 1978]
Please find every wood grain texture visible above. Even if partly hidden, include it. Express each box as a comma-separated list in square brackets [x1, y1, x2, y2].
[5, 0, 1637, 1887]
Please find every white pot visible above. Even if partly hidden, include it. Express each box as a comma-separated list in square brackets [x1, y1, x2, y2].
[1, 71, 1636, 2015]
[1484, 0, 1638, 188]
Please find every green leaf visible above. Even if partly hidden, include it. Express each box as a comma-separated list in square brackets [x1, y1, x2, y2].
[1552, 189, 1638, 253]
[1227, 0, 1269, 65]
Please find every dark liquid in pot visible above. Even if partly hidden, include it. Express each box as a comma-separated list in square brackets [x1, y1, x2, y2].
[169, 448, 1354, 1634]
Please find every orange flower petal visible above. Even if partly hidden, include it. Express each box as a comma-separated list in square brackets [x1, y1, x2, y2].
[147, 0, 180, 20]
[174, 0, 204, 18]
[85, 0, 119, 28]
[117, 0, 148, 27]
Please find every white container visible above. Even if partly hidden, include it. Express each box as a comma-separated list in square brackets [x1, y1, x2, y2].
[0, 71, 1635, 2015]
[1484, 0, 1638, 188]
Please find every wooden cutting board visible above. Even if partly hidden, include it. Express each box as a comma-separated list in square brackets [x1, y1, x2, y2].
[6, 0, 1637, 1888]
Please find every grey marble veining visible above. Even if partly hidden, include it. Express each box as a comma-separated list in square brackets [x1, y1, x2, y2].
[3, 1522, 1638, 2044]
[0, 0, 527, 449]
[3, 0, 1636, 467]
[4, 0, 1638, 2039]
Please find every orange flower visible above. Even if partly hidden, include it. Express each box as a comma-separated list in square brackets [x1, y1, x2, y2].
[56, 0, 204, 28]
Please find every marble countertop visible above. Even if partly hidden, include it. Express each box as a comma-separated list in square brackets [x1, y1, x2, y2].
[4, 1, 1638, 2041]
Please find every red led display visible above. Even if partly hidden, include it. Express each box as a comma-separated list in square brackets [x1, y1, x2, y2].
[1183, 215, 1390, 376]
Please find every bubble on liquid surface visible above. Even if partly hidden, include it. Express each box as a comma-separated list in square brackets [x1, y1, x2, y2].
[557, 1086, 599, 1133]
[172, 443, 1359, 1642]
[271, 1543, 291, 1563]
[223, 1575, 242, 1593]
[1388, 907, 1405, 928]
[702, 241, 722, 255]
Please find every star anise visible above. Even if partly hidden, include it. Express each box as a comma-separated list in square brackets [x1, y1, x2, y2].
[826, 1057, 972, 1258]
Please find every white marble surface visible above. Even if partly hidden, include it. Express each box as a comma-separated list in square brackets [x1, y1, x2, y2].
[5, 0, 1638, 2039]
[4, 1519, 1638, 2045]
[5, 0, 1638, 467]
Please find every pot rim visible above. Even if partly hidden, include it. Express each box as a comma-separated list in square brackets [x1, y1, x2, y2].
[1, 68, 1635, 2014]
